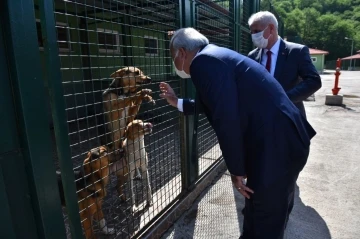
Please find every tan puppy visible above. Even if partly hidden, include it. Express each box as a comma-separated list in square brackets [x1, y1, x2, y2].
[57, 146, 116, 239]
[102, 67, 155, 154]
[110, 119, 153, 214]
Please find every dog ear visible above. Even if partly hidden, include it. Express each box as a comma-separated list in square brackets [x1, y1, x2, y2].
[109, 69, 127, 88]
[110, 69, 123, 79]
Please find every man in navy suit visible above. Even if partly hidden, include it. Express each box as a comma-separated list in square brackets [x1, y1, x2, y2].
[247, 11, 321, 221]
[248, 11, 321, 118]
[160, 27, 317, 238]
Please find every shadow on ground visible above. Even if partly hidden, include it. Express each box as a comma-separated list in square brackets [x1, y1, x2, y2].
[162, 174, 331, 239]
[284, 184, 332, 239]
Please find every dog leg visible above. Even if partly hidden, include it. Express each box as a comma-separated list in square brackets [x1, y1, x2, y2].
[116, 174, 127, 202]
[92, 200, 114, 235]
[142, 167, 153, 207]
[129, 169, 138, 214]
[99, 218, 115, 235]
[79, 200, 96, 239]
[133, 167, 142, 180]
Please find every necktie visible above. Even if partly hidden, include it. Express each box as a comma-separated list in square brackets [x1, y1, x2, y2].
[265, 50, 272, 73]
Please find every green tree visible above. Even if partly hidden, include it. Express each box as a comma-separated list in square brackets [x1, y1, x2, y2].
[260, 0, 360, 60]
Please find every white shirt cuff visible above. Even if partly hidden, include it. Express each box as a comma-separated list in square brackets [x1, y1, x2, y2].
[177, 98, 184, 112]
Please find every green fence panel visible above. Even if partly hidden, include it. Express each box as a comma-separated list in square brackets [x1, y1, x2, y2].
[1, 0, 67, 238]
[0, 20, 38, 239]
[1, 0, 261, 238]
[38, 0, 84, 238]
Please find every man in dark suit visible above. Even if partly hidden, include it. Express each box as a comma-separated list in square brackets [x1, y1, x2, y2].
[247, 11, 322, 221]
[159, 27, 316, 239]
[247, 11, 322, 118]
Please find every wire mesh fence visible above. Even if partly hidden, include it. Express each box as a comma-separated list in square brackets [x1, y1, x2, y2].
[29, 0, 259, 238]
[194, 0, 229, 175]
[35, 0, 183, 238]
[194, 0, 253, 175]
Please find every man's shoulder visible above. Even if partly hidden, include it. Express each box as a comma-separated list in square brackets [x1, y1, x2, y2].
[283, 40, 305, 51]
[197, 44, 245, 62]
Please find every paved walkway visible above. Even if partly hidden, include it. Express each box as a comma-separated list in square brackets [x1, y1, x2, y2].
[161, 71, 360, 239]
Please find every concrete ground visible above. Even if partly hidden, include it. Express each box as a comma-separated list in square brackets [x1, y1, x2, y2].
[161, 71, 360, 239]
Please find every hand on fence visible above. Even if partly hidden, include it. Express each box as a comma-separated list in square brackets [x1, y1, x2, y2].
[159, 82, 178, 108]
[231, 175, 254, 199]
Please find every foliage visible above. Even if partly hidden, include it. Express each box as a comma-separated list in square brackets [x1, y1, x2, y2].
[260, 0, 360, 60]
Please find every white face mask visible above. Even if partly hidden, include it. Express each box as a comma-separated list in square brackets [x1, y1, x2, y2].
[251, 26, 271, 49]
[173, 51, 191, 79]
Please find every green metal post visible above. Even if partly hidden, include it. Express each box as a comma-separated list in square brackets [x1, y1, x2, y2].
[1, 0, 67, 238]
[230, 0, 241, 52]
[179, 0, 199, 190]
[256, 0, 261, 12]
[38, 0, 84, 238]
[0, 22, 38, 239]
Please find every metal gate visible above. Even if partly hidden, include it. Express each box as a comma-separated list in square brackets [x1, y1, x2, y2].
[1, 0, 259, 238]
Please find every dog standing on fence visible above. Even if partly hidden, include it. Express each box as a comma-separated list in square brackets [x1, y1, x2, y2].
[110, 119, 153, 213]
[102, 67, 155, 154]
[56, 146, 117, 239]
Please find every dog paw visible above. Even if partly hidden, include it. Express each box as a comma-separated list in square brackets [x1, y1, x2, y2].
[141, 89, 152, 95]
[114, 148, 124, 156]
[146, 200, 153, 207]
[117, 192, 126, 202]
[143, 95, 156, 105]
[103, 227, 115, 235]
[149, 99, 156, 105]
[130, 205, 138, 214]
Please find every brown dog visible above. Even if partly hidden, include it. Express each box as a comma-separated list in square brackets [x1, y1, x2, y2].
[102, 67, 155, 154]
[57, 146, 117, 239]
[110, 119, 153, 214]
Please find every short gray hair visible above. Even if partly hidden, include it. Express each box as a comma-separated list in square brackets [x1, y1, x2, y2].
[170, 27, 209, 52]
[248, 11, 278, 30]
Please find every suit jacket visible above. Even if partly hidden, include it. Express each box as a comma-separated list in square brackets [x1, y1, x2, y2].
[183, 44, 316, 190]
[248, 39, 322, 117]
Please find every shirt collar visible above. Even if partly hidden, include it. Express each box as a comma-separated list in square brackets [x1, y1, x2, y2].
[263, 36, 281, 55]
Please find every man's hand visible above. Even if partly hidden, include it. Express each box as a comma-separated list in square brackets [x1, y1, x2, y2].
[159, 82, 178, 108]
[231, 175, 254, 199]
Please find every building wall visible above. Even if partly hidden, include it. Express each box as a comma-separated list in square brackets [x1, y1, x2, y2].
[34, 4, 169, 122]
[310, 54, 324, 73]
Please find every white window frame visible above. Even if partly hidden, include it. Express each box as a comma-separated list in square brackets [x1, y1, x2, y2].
[311, 57, 317, 62]
[36, 19, 72, 52]
[144, 35, 159, 56]
[97, 28, 120, 54]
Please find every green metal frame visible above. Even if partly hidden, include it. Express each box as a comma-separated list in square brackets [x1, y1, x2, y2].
[231, 0, 241, 52]
[1, 0, 67, 238]
[0, 21, 39, 239]
[0, 0, 260, 237]
[38, 0, 84, 238]
[179, 0, 199, 190]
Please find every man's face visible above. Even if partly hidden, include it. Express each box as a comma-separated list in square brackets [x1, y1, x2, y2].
[249, 21, 272, 39]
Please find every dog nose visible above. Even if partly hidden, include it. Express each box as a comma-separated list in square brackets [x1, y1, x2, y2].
[146, 77, 152, 83]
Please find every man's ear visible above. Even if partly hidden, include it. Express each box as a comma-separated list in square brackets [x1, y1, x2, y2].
[178, 48, 185, 57]
[269, 23, 276, 33]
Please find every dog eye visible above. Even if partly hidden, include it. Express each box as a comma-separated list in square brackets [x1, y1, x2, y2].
[135, 71, 140, 75]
